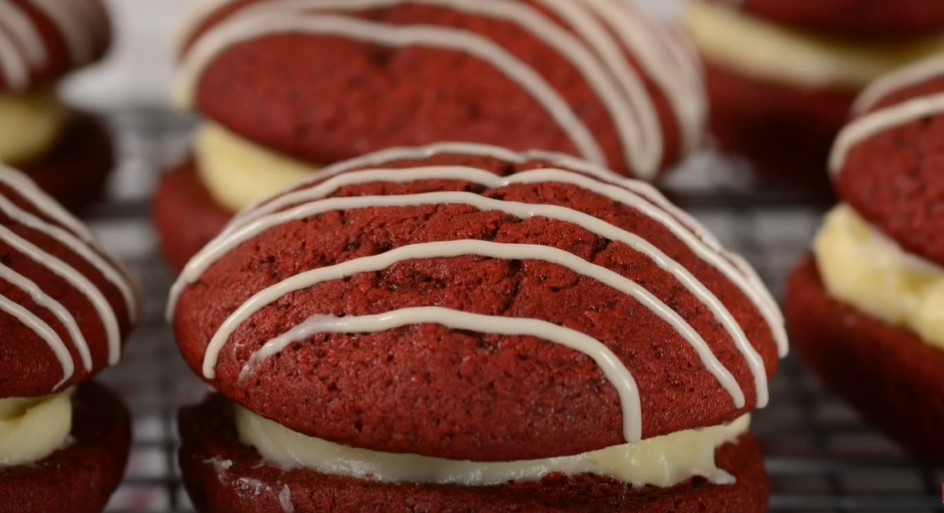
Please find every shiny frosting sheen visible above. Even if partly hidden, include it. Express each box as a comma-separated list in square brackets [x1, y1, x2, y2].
[0, 90, 68, 165]
[815, 204, 944, 351]
[236, 404, 751, 488]
[175, 0, 706, 180]
[832, 55, 944, 175]
[196, 123, 318, 212]
[685, 0, 944, 90]
[0, 390, 71, 466]
[0, 0, 110, 90]
[0, 166, 138, 390]
[170, 142, 786, 445]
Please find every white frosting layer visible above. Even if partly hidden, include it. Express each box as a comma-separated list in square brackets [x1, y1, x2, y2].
[0, 91, 68, 165]
[235, 404, 750, 488]
[814, 204, 944, 350]
[684, 0, 944, 89]
[0, 391, 72, 466]
[195, 123, 319, 212]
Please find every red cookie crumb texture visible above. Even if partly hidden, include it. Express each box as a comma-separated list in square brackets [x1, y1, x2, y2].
[704, 61, 852, 192]
[835, 76, 944, 267]
[708, 0, 944, 36]
[0, 168, 133, 397]
[173, 151, 780, 461]
[0, 382, 131, 513]
[0, 0, 112, 91]
[20, 111, 114, 213]
[152, 161, 233, 273]
[179, 394, 769, 513]
[183, 1, 687, 179]
[785, 258, 944, 463]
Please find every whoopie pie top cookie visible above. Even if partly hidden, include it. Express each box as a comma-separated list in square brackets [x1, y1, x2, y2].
[174, 0, 706, 182]
[0, 164, 138, 398]
[0, 0, 111, 92]
[170, 142, 785, 464]
[816, 55, 944, 349]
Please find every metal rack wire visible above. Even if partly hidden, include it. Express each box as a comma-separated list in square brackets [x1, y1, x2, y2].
[89, 110, 944, 512]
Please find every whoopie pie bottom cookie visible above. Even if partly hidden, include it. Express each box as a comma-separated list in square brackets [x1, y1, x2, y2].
[178, 395, 770, 513]
[786, 258, 944, 463]
[0, 382, 131, 513]
[704, 63, 852, 193]
[21, 111, 114, 213]
[152, 161, 232, 273]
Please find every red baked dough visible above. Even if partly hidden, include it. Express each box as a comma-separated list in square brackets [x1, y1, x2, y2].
[20, 111, 115, 213]
[834, 76, 944, 267]
[152, 161, 233, 274]
[785, 258, 944, 463]
[703, 61, 852, 191]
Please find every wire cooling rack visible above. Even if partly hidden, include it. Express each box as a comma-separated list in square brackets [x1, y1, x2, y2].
[88, 110, 944, 513]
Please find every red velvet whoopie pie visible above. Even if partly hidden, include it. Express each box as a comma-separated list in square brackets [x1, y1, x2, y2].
[786, 55, 944, 462]
[0, 0, 115, 212]
[683, 0, 944, 190]
[154, 0, 709, 272]
[170, 143, 787, 512]
[0, 165, 140, 512]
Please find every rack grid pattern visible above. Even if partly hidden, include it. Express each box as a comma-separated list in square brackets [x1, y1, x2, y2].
[88, 111, 944, 513]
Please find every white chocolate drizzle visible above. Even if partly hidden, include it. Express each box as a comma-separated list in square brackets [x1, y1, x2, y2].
[832, 56, 944, 176]
[853, 55, 944, 115]
[254, 305, 645, 443]
[0, 165, 138, 387]
[0, 0, 109, 90]
[169, 144, 785, 443]
[175, 0, 706, 179]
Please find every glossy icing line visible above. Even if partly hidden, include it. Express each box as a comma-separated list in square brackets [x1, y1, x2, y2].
[176, 13, 605, 168]
[228, 148, 785, 354]
[252, 306, 645, 443]
[176, 0, 706, 179]
[177, 171, 770, 405]
[235, 142, 785, 354]
[0, 291, 73, 388]
[831, 92, 944, 175]
[0, 262, 90, 372]
[0, 168, 137, 319]
[0, 2, 46, 66]
[0, 166, 139, 381]
[27, 0, 101, 65]
[0, 195, 138, 322]
[0, 0, 107, 89]
[0, 224, 121, 366]
[853, 55, 944, 114]
[833, 56, 944, 175]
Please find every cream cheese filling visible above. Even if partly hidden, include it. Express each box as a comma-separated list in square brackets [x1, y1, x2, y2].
[0, 91, 70, 166]
[0, 390, 73, 466]
[235, 404, 750, 488]
[814, 204, 944, 350]
[195, 122, 321, 213]
[684, 0, 944, 89]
